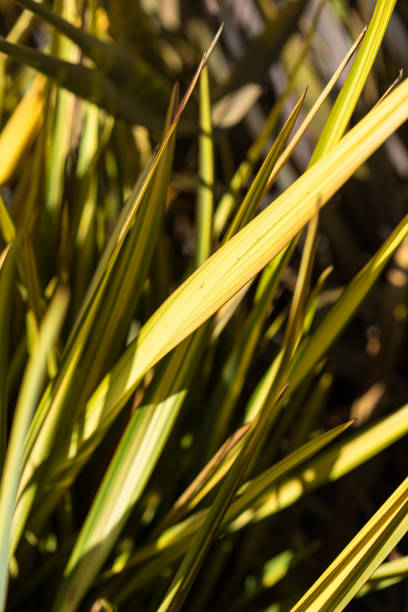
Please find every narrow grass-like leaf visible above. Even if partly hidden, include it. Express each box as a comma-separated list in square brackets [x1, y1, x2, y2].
[357, 556, 408, 597]
[289, 210, 408, 390]
[45, 0, 79, 234]
[62, 79, 408, 474]
[196, 65, 214, 268]
[52, 65, 216, 611]
[0, 4, 36, 118]
[290, 475, 408, 612]
[250, 403, 408, 526]
[10, 83, 178, 553]
[213, 22, 365, 240]
[201, 90, 306, 355]
[52, 329, 209, 612]
[181, 206, 408, 511]
[166, 417, 352, 538]
[224, 89, 306, 241]
[46, 81, 304, 493]
[241, 211, 319, 474]
[156, 421, 253, 535]
[158, 355, 315, 612]
[111, 420, 353, 605]
[279, 211, 319, 371]
[302, 265, 333, 336]
[51, 61, 304, 612]
[114, 402, 408, 604]
[71, 101, 101, 313]
[311, 0, 397, 160]
[265, 26, 367, 193]
[225, 422, 355, 529]
[64, 83, 178, 421]
[230, 19, 368, 452]
[244, 211, 408, 433]
[0, 288, 69, 612]
[21, 234, 46, 326]
[0, 195, 15, 244]
[195, 92, 307, 451]
[158, 213, 319, 609]
[237, 8, 386, 444]
[14, 0, 130, 71]
[10, 30, 222, 555]
[289, 371, 332, 451]
[203, 247, 294, 458]
[68, 25, 222, 332]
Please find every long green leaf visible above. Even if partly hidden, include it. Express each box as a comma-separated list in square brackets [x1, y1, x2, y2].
[0, 195, 15, 243]
[51, 88, 306, 611]
[224, 89, 306, 242]
[46, 88, 305, 489]
[112, 402, 408, 607]
[195, 65, 214, 268]
[357, 556, 408, 597]
[157, 213, 319, 611]
[112, 420, 354, 606]
[290, 475, 408, 611]
[79, 79, 408, 458]
[0, 288, 69, 612]
[10, 29, 222, 556]
[44, 0, 79, 239]
[52, 329, 208, 612]
[289, 210, 408, 390]
[311, 0, 397, 159]
[203, 246, 294, 458]
[11, 84, 178, 549]
[138, 205, 408, 529]
[212, 1, 328, 239]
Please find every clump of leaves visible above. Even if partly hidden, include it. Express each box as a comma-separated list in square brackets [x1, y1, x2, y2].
[0, 1, 408, 611]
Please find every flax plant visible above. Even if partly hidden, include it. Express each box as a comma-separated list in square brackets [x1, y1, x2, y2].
[0, 1, 408, 611]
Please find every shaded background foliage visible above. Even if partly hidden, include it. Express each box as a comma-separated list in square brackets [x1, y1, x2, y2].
[0, 0, 408, 610]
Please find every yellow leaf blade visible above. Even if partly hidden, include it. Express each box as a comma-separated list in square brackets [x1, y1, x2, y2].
[88, 77, 408, 434]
